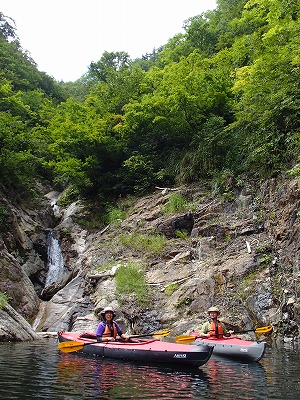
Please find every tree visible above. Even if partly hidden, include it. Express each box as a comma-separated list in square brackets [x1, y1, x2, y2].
[227, 0, 300, 174]
[86, 51, 131, 84]
[0, 13, 17, 41]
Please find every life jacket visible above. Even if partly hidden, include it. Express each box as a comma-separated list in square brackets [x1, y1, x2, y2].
[208, 320, 224, 338]
[102, 322, 118, 338]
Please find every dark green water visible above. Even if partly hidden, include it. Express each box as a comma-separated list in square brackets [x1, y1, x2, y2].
[0, 338, 299, 399]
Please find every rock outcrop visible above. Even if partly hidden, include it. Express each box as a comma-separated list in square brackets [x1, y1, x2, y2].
[0, 176, 299, 340]
[0, 304, 39, 341]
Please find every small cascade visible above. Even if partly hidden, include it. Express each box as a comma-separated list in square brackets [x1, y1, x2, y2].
[51, 197, 61, 218]
[45, 230, 65, 287]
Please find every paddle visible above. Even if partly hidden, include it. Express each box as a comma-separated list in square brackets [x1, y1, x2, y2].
[58, 329, 173, 353]
[175, 325, 273, 344]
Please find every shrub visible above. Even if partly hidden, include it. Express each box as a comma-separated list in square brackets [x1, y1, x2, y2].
[0, 291, 11, 309]
[120, 233, 167, 254]
[162, 193, 188, 214]
[115, 263, 148, 305]
[105, 207, 126, 226]
[164, 283, 179, 296]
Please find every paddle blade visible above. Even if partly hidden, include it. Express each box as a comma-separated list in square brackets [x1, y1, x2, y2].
[175, 335, 197, 344]
[58, 340, 84, 349]
[59, 344, 85, 353]
[153, 329, 173, 337]
[255, 325, 273, 334]
[58, 340, 85, 353]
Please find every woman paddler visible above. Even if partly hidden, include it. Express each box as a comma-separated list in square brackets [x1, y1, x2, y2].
[96, 306, 129, 342]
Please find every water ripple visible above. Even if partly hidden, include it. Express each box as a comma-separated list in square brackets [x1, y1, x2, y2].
[0, 338, 299, 399]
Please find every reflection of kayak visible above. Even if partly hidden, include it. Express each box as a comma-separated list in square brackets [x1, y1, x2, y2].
[195, 336, 266, 362]
[58, 332, 213, 367]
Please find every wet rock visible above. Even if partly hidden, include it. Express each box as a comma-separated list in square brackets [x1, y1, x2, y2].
[0, 304, 39, 341]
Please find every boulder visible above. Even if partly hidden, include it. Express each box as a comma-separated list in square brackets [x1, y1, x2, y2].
[0, 304, 39, 341]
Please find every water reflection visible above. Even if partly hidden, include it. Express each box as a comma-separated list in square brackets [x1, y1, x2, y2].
[56, 350, 270, 400]
[56, 352, 209, 399]
[202, 358, 267, 400]
[0, 339, 300, 399]
[260, 341, 300, 399]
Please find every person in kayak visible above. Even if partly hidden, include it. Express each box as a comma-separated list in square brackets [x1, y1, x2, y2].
[198, 306, 234, 338]
[96, 306, 129, 342]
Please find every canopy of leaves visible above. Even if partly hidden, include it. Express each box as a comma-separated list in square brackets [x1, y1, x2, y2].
[1, 0, 299, 202]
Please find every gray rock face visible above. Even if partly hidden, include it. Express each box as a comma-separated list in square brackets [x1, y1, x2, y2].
[0, 177, 299, 340]
[0, 250, 40, 321]
[0, 304, 39, 341]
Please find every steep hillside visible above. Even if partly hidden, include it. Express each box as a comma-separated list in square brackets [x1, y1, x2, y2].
[0, 176, 299, 340]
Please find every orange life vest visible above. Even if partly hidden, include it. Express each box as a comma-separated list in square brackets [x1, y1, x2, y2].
[102, 323, 118, 338]
[208, 321, 224, 337]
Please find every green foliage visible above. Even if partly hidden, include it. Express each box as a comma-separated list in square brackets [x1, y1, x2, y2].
[258, 254, 271, 267]
[288, 163, 300, 178]
[96, 260, 117, 272]
[176, 115, 228, 183]
[162, 193, 189, 214]
[175, 230, 189, 239]
[226, 0, 300, 176]
[48, 158, 92, 191]
[104, 207, 126, 226]
[174, 296, 192, 308]
[120, 233, 167, 255]
[0, 31, 66, 192]
[122, 153, 155, 194]
[1, 2, 300, 201]
[0, 291, 11, 309]
[115, 263, 148, 305]
[0, 35, 65, 99]
[183, 12, 218, 56]
[0, 13, 17, 40]
[164, 283, 179, 296]
[211, 170, 235, 199]
[58, 227, 73, 241]
[57, 187, 80, 206]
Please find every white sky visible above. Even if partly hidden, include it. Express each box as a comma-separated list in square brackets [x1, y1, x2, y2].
[1, 0, 217, 82]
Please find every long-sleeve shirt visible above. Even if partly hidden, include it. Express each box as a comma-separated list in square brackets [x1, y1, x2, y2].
[96, 320, 123, 337]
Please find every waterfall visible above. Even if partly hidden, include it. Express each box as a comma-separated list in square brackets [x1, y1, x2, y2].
[45, 230, 65, 287]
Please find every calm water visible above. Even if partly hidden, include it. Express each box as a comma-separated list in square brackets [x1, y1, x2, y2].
[0, 338, 299, 399]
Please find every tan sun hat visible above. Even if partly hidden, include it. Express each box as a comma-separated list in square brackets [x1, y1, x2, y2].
[100, 306, 116, 319]
[207, 306, 221, 315]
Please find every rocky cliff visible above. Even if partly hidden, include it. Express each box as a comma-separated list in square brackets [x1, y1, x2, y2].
[0, 176, 299, 341]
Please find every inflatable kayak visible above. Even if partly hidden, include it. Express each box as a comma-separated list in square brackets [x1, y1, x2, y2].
[194, 336, 266, 362]
[58, 332, 213, 367]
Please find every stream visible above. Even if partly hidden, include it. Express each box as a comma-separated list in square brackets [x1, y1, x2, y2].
[0, 338, 299, 399]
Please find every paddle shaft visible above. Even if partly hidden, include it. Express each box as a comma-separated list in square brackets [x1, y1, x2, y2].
[200, 325, 272, 337]
[86, 330, 171, 343]
[59, 329, 171, 350]
[176, 325, 273, 344]
[234, 329, 260, 334]
[66, 332, 162, 347]
[193, 328, 265, 338]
